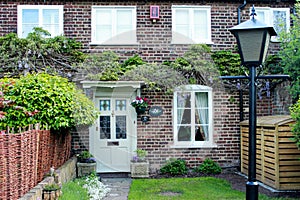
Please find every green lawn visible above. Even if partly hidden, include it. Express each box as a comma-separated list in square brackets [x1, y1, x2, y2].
[128, 177, 296, 200]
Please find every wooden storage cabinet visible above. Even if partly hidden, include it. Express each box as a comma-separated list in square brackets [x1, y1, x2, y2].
[240, 115, 300, 190]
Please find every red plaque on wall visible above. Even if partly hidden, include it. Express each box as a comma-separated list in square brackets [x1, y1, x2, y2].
[150, 6, 160, 19]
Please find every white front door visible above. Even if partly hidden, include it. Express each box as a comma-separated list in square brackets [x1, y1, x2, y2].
[91, 97, 136, 172]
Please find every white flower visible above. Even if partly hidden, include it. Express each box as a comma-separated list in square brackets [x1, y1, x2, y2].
[83, 175, 111, 200]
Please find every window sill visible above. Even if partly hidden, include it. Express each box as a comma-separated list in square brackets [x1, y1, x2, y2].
[89, 42, 139, 46]
[170, 143, 217, 149]
[171, 40, 214, 45]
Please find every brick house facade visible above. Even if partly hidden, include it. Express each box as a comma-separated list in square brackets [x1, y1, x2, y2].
[0, 0, 295, 173]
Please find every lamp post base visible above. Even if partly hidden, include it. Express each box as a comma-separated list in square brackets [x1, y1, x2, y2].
[246, 181, 259, 200]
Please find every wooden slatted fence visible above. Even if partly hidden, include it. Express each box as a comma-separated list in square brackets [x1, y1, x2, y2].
[240, 115, 300, 190]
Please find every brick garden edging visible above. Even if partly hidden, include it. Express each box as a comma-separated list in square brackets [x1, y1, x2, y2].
[0, 127, 72, 199]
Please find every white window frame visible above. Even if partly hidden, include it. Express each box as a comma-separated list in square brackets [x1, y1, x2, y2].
[252, 7, 290, 42]
[172, 5, 212, 44]
[91, 6, 137, 45]
[17, 5, 64, 38]
[172, 85, 215, 148]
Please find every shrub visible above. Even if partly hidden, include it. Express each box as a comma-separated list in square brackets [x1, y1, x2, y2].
[290, 97, 300, 148]
[121, 54, 145, 72]
[194, 158, 222, 174]
[0, 73, 99, 130]
[278, 1, 300, 101]
[160, 158, 188, 176]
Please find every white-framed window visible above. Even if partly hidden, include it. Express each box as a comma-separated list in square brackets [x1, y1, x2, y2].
[253, 7, 290, 42]
[172, 6, 212, 44]
[17, 5, 64, 38]
[173, 85, 214, 148]
[91, 6, 137, 45]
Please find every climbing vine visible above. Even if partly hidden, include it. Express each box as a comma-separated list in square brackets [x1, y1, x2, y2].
[0, 27, 86, 79]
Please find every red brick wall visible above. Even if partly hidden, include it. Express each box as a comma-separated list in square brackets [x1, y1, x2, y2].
[0, 128, 71, 200]
[0, 1, 294, 62]
[137, 86, 289, 173]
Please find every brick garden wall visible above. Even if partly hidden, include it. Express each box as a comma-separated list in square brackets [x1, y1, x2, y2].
[0, 127, 71, 200]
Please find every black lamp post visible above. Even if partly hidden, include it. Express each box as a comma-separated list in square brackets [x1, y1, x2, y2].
[229, 5, 277, 200]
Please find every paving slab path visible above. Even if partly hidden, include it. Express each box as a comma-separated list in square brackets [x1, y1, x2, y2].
[101, 178, 132, 200]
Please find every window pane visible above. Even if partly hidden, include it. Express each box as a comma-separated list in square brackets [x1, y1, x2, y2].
[43, 9, 60, 36]
[177, 92, 191, 124]
[100, 100, 111, 111]
[23, 9, 38, 23]
[116, 116, 126, 139]
[273, 10, 287, 34]
[95, 10, 112, 42]
[256, 11, 267, 23]
[194, 10, 208, 40]
[195, 92, 209, 141]
[22, 9, 38, 37]
[175, 10, 189, 37]
[43, 9, 59, 23]
[177, 126, 191, 141]
[195, 125, 208, 141]
[117, 10, 132, 34]
[100, 116, 111, 139]
[115, 100, 126, 111]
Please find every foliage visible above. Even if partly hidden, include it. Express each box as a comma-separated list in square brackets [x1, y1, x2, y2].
[79, 45, 219, 92]
[278, 0, 300, 101]
[211, 50, 242, 76]
[289, 97, 300, 148]
[78, 150, 96, 163]
[194, 158, 222, 174]
[60, 173, 110, 200]
[264, 55, 284, 75]
[121, 54, 145, 72]
[44, 183, 61, 191]
[0, 73, 99, 131]
[170, 44, 220, 87]
[76, 51, 121, 81]
[0, 27, 85, 79]
[132, 149, 147, 162]
[120, 63, 188, 93]
[160, 158, 188, 176]
[73, 90, 100, 127]
[130, 96, 150, 108]
[0, 81, 39, 127]
[59, 179, 89, 200]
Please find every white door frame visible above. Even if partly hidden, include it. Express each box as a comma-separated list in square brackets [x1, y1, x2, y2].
[81, 81, 144, 173]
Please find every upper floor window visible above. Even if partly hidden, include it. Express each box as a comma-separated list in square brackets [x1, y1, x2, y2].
[17, 5, 64, 38]
[253, 7, 290, 42]
[172, 6, 212, 44]
[91, 6, 137, 45]
[173, 85, 214, 148]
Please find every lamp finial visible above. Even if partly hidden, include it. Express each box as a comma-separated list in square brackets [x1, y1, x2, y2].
[250, 5, 257, 20]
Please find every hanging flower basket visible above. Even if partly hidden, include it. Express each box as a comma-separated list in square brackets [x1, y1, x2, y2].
[135, 106, 147, 114]
[131, 96, 150, 114]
